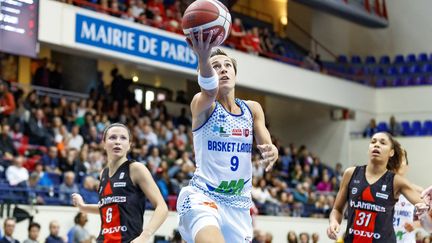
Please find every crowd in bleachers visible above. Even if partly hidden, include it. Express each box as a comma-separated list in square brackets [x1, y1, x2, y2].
[47, 0, 432, 88]
[0, 61, 341, 219]
[363, 116, 432, 137]
[327, 53, 432, 87]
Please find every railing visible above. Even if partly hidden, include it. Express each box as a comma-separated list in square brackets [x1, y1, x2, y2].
[233, 4, 338, 60]
[10, 82, 89, 102]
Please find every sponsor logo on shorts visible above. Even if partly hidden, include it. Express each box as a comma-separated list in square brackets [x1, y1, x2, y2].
[102, 226, 128, 235]
[348, 228, 381, 239]
[113, 182, 126, 188]
[201, 201, 218, 210]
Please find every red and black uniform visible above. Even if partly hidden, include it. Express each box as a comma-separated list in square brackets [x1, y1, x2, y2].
[97, 160, 146, 243]
[345, 165, 397, 243]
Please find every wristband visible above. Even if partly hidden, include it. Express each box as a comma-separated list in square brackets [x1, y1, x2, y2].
[198, 73, 218, 90]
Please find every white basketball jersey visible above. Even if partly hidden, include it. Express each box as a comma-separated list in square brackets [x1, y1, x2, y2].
[191, 99, 253, 209]
[394, 195, 415, 243]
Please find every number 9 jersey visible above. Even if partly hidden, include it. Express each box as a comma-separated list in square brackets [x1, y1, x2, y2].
[345, 165, 397, 243]
[190, 98, 254, 209]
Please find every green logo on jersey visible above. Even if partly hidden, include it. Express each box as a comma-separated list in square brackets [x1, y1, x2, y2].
[215, 179, 245, 195]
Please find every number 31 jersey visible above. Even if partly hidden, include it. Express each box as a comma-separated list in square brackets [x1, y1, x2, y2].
[191, 99, 254, 209]
[345, 165, 397, 243]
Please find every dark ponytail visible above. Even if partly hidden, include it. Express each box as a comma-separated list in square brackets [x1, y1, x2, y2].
[383, 132, 403, 172]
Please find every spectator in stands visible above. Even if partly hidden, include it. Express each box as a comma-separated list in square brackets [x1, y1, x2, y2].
[259, 28, 274, 54]
[23, 222, 41, 243]
[265, 232, 273, 243]
[49, 63, 63, 89]
[299, 232, 310, 243]
[79, 176, 98, 204]
[0, 218, 19, 243]
[303, 52, 320, 71]
[176, 107, 192, 127]
[33, 58, 50, 87]
[293, 183, 309, 204]
[26, 171, 45, 205]
[6, 156, 28, 187]
[41, 146, 61, 175]
[241, 28, 262, 55]
[363, 118, 378, 137]
[314, 54, 324, 72]
[72, 213, 95, 243]
[33, 163, 54, 187]
[79, 113, 94, 142]
[155, 167, 170, 201]
[175, 90, 188, 104]
[279, 191, 293, 216]
[0, 124, 17, 161]
[147, 147, 162, 173]
[68, 125, 84, 150]
[112, 70, 132, 104]
[60, 148, 84, 175]
[252, 229, 266, 243]
[389, 115, 403, 136]
[226, 18, 246, 49]
[316, 173, 333, 192]
[84, 150, 104, 179]
[59, 171, 79, 205]
[0, 81, 16, 120]
[121, 6, 135, 22]
[45, 220, 65, 243]
[27, 108, 53, 146]
[311, 233, 319, 243]
[287, 231, 298, 243]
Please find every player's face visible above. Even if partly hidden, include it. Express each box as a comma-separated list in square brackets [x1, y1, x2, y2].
[210, 55, 236, 91]
[103, 126, 131, 160]
[368, 132, 394, 162]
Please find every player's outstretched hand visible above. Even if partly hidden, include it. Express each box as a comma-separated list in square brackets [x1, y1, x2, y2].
[257, 144, 278, 172]
[326, 221, 340, 240]
[422, 185, 432, 206]
[71, 193, 84, 209]
[186, 28, 222, 61]
[415, 202, 430, 216]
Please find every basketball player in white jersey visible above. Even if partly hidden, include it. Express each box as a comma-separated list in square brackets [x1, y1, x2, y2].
[394, 149, 423, 243]
[176, 30, 278, 243]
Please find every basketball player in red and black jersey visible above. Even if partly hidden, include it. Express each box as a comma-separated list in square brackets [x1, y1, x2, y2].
[72, 123, 168, 243]
[327, 132, 424, 243]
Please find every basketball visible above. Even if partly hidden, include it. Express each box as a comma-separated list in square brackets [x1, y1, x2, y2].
[182, 0, 232, 46]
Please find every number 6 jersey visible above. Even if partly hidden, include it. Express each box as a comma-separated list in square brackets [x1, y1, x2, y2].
[190, 99, 254, 209]
[345, 165, 397, 243]
[97, 160, 146, 243]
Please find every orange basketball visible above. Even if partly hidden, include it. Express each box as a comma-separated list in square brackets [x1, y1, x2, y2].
[182, 0, 231, 46]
